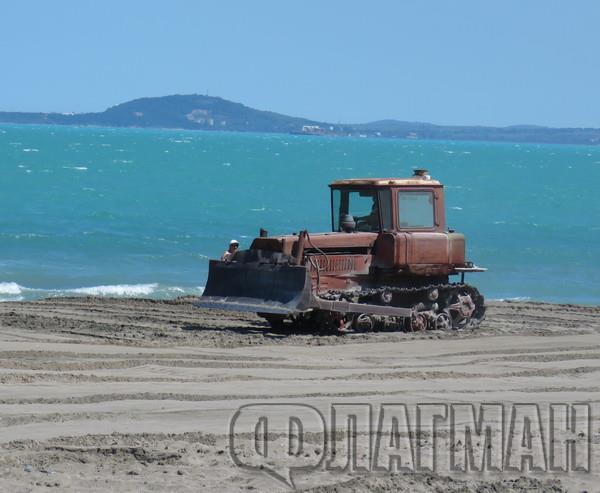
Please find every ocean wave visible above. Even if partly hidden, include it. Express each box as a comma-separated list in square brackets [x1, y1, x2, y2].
[1, 233, 48, 240]
[0, 282, 25, 302]
[0, 282, 204, 302]
[63, 166, 88, 171]
[0, 282, 23, 295]
[491, 296, 532, 302]
[70, 283, 159, 296]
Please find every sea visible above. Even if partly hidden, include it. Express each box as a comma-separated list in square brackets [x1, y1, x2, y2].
[1, 123, 599, 304]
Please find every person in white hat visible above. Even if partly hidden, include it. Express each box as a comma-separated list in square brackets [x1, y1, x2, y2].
[221, 239, 240, 262]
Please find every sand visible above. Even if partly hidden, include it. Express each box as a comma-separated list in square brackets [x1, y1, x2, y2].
[0, 297, 599, 492]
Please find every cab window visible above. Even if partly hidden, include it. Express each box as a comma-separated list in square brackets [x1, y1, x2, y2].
[332, 188, 381, 232]
[398, 190, 434, 228]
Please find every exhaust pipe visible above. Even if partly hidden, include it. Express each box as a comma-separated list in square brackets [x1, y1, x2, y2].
[295, 230, 307, 265]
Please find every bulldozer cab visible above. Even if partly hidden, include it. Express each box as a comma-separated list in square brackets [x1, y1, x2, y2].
[330, 172, 445, 234]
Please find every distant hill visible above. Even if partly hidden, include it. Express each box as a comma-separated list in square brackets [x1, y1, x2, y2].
[1, 94, 599, 145]
[0, 95, 326, 133]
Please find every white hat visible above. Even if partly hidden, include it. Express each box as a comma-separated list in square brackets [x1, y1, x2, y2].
[230, 239, 239, 245]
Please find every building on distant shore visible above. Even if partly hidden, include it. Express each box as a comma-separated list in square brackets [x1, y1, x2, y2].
[301, 125, 325, 135]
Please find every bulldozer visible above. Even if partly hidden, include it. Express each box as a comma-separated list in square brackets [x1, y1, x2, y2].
[197, 169, 486, 332]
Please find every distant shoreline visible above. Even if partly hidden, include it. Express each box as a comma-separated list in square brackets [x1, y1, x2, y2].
[2, 120, 600, 149]
[1, 94, 599, 146]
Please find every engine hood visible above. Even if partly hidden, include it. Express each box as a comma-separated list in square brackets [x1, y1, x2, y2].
[250, 231, 378, 256]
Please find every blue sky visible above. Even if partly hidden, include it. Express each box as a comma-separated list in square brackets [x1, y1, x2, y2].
[1, 0, 599, 127]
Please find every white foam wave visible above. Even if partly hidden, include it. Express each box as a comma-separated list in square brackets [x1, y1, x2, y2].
[0, 282, 25, 302]
[0, 282, 23, 295]
[70, 283, 159, 296]
[5, 233, 48, 239]
[492, 296, 532, 302]
[0, 282, 204, 302]
[63, 166, 88, 171]
[64, 284, 204, 298]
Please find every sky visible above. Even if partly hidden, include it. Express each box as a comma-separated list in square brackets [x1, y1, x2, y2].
[1, 0, 599, 127]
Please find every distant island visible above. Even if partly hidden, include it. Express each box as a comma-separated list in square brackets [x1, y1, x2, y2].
[1, 94, 599, 145]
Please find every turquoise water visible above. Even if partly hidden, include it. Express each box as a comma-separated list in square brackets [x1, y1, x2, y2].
[1, 123, 599, 304]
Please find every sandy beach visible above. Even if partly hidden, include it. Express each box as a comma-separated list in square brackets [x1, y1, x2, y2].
[0, 297, 599, 491]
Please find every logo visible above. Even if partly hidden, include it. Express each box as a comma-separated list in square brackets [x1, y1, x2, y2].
[229, 402, 592, 488]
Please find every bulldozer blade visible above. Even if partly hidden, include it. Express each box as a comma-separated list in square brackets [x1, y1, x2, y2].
[196, 260, 312, 315]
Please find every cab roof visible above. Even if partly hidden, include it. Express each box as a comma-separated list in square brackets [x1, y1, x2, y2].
[329, 177, 442, 187]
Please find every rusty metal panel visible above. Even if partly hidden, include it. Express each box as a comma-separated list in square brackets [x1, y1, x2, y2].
[407, 232, 450, 265]
[307, 254, 371, 275]
[448, 232, 466, 266]
[302, 232, 378, 249]
[394, 232, 408, 266]
[330, 178, 443, 187]
[307, 254, 371, 293]
[255, 232, 379, 257]
[372, 232, 396, 267]
[408, 264, 451, 276]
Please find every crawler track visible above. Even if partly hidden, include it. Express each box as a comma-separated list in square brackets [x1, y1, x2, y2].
[261, 283, 486, 332]
[316, 282, 486, 331]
